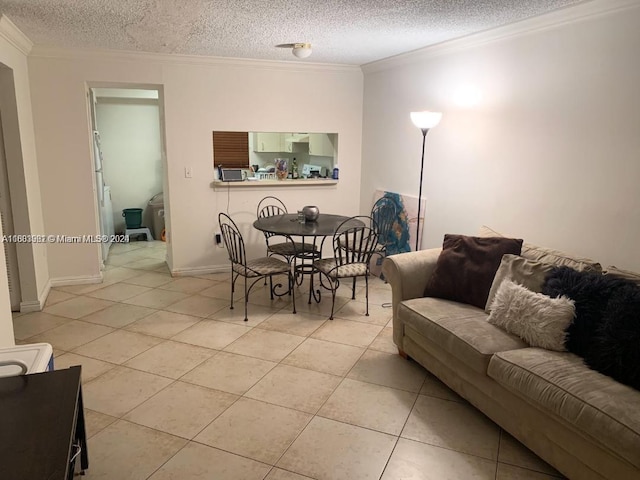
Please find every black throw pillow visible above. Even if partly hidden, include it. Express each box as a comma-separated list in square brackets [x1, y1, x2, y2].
[542, 266, 626, 356]
[588, 284, 640, 389]
[543, 266, 640, 390]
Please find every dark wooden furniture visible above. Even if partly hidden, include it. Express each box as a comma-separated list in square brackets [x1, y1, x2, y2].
[0, 365, 88, 479]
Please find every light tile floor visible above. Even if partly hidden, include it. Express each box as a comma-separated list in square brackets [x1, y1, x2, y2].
[13, 240, 565, 480]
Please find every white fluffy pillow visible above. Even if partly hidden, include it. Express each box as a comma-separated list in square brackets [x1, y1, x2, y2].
[487, 280, 575, 351]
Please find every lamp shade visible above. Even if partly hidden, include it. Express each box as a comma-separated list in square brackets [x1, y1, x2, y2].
[292, 43, 312, 58]
[410, 111, 442, 129]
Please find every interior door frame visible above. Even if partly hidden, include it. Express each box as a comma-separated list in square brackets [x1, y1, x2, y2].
[84, 82, 171, 269]
[0, 108, 21, 310]
[0, 63, 41, 313]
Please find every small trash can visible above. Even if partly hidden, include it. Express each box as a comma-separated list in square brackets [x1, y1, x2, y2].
[122, 208, 143, 229]
[148, 193, 165, 241]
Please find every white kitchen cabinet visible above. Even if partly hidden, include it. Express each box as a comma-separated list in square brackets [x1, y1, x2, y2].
[253, 132, 284, 152]
[309, 133, 335, 156]
[284, 133, 308, 153]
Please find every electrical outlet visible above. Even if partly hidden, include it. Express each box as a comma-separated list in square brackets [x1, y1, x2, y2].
[215, 233, 221, 244]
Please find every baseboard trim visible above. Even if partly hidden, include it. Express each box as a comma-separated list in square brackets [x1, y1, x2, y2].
[19, 279, 52, 313]
[20, 299, 43, 313]
[49, 273, 104, 287]
[170, 265, 229, 277]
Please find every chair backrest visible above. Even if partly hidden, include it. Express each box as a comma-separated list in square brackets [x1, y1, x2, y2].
[218, 213, 247, 267]
[371, 196, 397, 247]
[257, 196, 288, 240]
[257, 196, 288, 219]
[333, 216, 379, 266]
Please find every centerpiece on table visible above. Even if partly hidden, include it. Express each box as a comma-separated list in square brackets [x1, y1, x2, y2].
[302, 206, 319, 222]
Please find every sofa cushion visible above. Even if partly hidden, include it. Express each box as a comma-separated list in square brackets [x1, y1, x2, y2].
[478, 225, 602, 273]
[485, 254, 555, 313]
[605, 266, 640, 286]
[521, 244, 602, 273]
[423, 234, 523, 309]
[488, 280, 575, 352]
[399, 297, 528, 374]
[488, 348, 640, 470]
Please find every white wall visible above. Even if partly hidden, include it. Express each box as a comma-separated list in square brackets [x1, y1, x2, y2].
[361, 0, 640, 271]
[28, 51, 363, 279]
[96, 97, 163, 233]
[0, 16, 50, 343]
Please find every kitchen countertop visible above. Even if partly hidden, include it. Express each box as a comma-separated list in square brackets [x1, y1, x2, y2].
[212, 178, 338, 188]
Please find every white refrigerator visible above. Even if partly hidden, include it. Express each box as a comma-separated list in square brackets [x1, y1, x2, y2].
[93, 131, 115, 263]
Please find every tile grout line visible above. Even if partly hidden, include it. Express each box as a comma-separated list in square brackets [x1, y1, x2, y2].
[495, 428, 503, 480]
[376, 389, 422, 480]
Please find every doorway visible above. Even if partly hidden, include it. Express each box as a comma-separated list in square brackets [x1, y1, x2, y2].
[88, 85, 168, 269]
[0, 109, 20, 310]
[0, 63, 39, 314]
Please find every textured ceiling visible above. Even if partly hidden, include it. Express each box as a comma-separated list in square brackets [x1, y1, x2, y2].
[0, 0, 585, 65]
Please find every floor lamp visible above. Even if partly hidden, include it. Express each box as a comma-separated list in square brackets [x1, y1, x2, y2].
[410, 111, 442, 251]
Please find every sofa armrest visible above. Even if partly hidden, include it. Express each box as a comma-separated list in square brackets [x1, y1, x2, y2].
[382, 248, 441, 350]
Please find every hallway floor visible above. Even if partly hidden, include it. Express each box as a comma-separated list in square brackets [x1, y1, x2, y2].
[13, 240, 563, 479]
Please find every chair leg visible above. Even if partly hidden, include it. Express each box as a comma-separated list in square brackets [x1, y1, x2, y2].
[290, 271, 296, 314]
[269, 275, 274, 300]
[308, 271, 314, 304]
[290, 267, 294, 295]
[365, 274, 370, 317]
[264, 249, 270, 285]
[329, 280, 337, 320]
[244, 276, 248, 321]
[352, 277, 357, 299]
[229, 274, 235, 310]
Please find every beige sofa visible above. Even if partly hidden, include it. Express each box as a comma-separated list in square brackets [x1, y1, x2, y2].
[382, 245, 640, 480]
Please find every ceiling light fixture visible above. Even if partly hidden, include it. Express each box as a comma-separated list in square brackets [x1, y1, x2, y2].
[292, 43, 312, 59]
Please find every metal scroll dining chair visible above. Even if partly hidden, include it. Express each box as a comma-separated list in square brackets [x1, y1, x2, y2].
[350, 197, 398, 291]
[256, 196, 319, 264]
[312, 215, 379, 320]
[370, 196, 398, 282]
[371, 196, 398, 260]
[218, 213, 295, 321]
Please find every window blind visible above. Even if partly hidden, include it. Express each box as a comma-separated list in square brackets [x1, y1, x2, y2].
[212, 131, 249, 168]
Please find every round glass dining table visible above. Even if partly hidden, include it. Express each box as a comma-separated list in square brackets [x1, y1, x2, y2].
[253, 213, 364, 302]
[252, 213, 363, 238]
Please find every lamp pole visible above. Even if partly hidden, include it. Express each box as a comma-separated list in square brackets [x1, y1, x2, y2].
[416, 128, 429, 252]
[410, 110, 442, 252]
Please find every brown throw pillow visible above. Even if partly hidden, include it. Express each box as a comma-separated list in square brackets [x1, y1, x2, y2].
[424, 234, 523, 308]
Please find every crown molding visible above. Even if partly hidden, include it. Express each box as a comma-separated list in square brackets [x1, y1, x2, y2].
[362, 0, 640, 74]
[29, 45, 361, 73]
[0, 15, 33, 56]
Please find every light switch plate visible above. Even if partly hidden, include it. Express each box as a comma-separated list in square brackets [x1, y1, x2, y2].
[185, 166, 193, 178]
